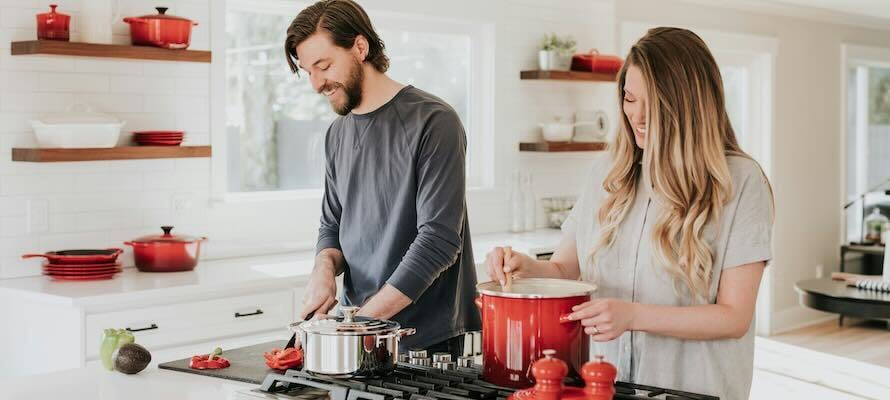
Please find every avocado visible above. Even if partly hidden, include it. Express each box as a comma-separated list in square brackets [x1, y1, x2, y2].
[114, 343, 152, 374]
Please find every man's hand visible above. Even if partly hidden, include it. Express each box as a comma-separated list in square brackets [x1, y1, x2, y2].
[300, 249, 342, 320]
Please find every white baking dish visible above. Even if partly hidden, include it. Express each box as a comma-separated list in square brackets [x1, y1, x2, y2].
[30, 107, 125, 148]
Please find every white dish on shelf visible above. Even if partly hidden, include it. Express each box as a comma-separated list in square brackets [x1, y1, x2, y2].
[30, 105, 125, 148]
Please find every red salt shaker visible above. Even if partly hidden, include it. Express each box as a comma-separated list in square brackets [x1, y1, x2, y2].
[581, 355, 617, 400]
[36, 4, 70, 41]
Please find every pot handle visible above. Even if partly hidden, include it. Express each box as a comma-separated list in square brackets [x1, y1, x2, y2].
[21, 254, 49, 260]
[123, 241, 146, 248]
[378, 327, 416, 339]
[474, 296, 483, 309]
[123, 17, 146, 24]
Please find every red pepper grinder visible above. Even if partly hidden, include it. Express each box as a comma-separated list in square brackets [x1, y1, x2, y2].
[531, 349, 567, 400]
[581, 355, 617, 400]
[36, 4, 70, 41]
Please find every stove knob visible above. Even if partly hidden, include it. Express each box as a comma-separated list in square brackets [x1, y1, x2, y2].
[398, 353, 410, 363]
[434, 361, 456, 371]
[408, 349, 428, 359]
[432, 352, 452, 363]
[457, 356, 475, 368]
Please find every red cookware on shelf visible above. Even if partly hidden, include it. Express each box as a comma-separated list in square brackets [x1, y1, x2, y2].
[509, 350, 617, 400]
[133, 130, 184, 146]
[123, 7, 198, 49]
[475, 278, 597, 388]
[571, 50, 623, 74]
[124, 226, 206, 272]
[36, 4, 70, 41]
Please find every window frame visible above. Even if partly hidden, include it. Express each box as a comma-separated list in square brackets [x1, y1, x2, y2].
[210, 0, 495, 204]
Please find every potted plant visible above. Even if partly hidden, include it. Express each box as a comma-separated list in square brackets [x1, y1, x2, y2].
[538, 33, 576, 71]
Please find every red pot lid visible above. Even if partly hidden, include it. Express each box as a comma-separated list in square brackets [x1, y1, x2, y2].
[130, 226, 202, 244]
[476, 278, 597, 299]
[136, 7, 193, 22]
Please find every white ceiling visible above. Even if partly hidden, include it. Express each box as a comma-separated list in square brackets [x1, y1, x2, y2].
[758, 0, 890, 21]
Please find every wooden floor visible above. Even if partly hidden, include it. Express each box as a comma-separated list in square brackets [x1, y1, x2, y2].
[770, 318, 890, 369]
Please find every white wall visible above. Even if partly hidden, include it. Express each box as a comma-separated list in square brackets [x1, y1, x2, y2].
[0, 0, 212, 278]
[0, 0, 617, 279]
[615, 0, 890, 333]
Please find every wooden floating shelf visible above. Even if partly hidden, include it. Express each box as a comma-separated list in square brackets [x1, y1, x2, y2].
[12, 146, 212, 162]
[520, 70, 617, 82]
[11, 40, 211, 63]
[519, 142, 607, 152]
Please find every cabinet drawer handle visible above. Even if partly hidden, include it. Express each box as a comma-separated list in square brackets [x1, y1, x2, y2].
[234, 309, 264, 318]
[126, 323, 158, 332]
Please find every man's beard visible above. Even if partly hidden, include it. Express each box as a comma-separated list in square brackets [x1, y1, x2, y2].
[322, 59, 364, 116]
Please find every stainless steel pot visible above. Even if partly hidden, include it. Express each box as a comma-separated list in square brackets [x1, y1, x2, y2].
[288, 306, 415, 378]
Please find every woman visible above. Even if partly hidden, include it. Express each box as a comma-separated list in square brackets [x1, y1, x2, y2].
[486, 27, 773, 400]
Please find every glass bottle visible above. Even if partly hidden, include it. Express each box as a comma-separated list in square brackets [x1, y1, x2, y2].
[863, 208, 889, 244]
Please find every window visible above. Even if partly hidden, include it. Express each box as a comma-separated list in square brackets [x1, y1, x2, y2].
[224, 1, 490, 194]
[843, 45, 890, 244]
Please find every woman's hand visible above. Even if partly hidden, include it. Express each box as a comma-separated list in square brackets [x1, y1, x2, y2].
[485, 246, 533, 285]
[568, 298, 639, 341]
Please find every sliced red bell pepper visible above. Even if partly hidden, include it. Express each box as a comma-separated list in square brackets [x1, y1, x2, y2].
[263, 347, 303, 370]
[189, 347, 231, 370]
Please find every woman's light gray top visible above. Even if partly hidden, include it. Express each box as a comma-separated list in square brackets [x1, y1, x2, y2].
[562, 153, 774, 400]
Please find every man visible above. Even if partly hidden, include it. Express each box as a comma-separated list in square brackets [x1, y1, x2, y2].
[284, 0, 480, 355]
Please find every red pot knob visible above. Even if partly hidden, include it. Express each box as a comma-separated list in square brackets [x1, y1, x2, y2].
[581, 355, 617, 400]
[531, 349, 566, 400]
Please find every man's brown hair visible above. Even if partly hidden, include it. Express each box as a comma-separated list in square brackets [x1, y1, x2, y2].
[284, 0, 389, 74]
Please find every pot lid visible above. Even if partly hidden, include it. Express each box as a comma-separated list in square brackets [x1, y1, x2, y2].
[130, 226, 203, 244]
[292, 306, 400, 336]
[137, 7, 192, 22]
[476, 278, 597, 299]
[37, 104, 120, 125]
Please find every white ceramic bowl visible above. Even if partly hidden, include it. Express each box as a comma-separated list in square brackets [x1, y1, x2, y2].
[31, 121, 124, 148]
[30, 106, 125, 148]
[539, 122, 574, 142]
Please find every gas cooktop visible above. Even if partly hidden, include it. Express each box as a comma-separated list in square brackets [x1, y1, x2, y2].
[236, 362, 719, 400]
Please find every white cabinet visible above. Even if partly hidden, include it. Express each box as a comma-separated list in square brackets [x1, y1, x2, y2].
[0, 253, 316, 378]
[83, 290, 294, 360]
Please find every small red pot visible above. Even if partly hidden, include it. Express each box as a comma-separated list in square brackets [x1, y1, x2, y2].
[36, 4, 70, 41]
[125, 226, 206, 272]
[476, 278, 596, 388]
[123, 7, 197, 49]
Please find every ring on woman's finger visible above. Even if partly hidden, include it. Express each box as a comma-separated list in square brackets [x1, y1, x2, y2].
[592, 325, 600, 335]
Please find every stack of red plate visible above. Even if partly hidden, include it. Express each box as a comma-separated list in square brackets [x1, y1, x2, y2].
[133, 130, 184, 146]
[23, 249, 123, 281]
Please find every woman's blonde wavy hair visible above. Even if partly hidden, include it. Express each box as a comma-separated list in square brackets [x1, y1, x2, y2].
[591, 27, 757, 302]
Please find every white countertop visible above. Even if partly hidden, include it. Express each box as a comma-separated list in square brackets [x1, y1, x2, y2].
[0, 229, 563, 308]
[0, 363, 253, 400]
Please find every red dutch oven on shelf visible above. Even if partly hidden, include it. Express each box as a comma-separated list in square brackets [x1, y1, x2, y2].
[475, 278, 597, 388]
[509, 350, 617, 400]
[36, 4, 70, 41]
[123, 7, 198, 49]
[125, 226, 206, 272]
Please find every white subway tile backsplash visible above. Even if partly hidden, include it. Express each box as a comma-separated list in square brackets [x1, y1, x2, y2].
[0, 92, 76, 112]
[0, 215, 26, 237]
[144, 95, 209, 114]
[72, 172, 144, 193]
[72, 58, 144, 75]
[3, 71, 110, 93]
[0, 197, 26, 217]
[176, 112, 210, 133]
[1, 174, 76, 195]
[49, 191, 173, 213]
[109, 76, 209, 95]
[141, 62, 209, 77]
[0, 112, 38, 134]
[0, 51, 76, 72]
[78, 93, 144, 113]
[49, 209, 145, 233]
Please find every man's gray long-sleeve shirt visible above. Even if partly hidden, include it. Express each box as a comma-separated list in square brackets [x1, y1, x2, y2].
[315, 85, 481, 349]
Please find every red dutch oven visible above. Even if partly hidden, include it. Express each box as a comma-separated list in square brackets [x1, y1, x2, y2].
[476, 278, 597, 388]
[123, 7, 197, 49]
[124, 226, 206, 272]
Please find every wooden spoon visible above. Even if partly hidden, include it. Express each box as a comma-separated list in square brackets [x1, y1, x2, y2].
[503, 246, 513, 292]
